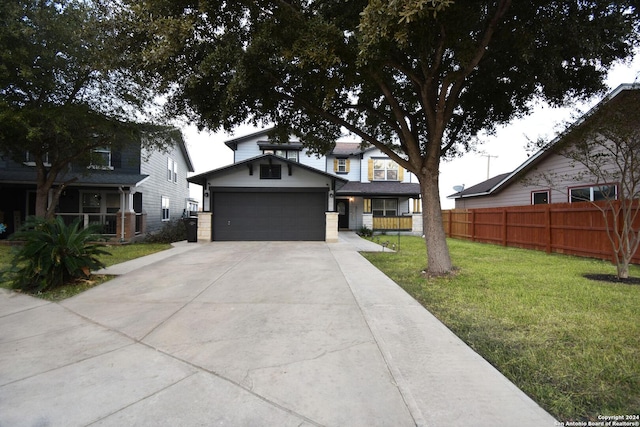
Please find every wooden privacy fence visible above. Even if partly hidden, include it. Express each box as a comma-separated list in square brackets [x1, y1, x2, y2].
[442, 201, 640, 264]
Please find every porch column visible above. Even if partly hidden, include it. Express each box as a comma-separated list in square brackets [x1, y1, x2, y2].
[362, 213, 373, 231]
[127, 190, 136, 212]
[362, 198, 373, 231]
[412, 213, 423, 236]
[197, 211, 212, 242]
[412, 197, 422, 236]
[116, 188, 136, 242]
[325, 212, 339, 243]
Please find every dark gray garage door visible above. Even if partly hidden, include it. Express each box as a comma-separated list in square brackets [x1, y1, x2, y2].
[212, 191, 326, 241]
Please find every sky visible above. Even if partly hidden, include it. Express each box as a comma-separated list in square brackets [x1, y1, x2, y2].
[182, 56, 640, 210]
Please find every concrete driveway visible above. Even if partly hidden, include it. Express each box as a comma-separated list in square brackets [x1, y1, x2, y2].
[0, 233, 556, 426]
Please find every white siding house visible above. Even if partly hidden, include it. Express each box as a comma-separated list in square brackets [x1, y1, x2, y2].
[189, 129, 424, 241]
[140, 142, 195, 232]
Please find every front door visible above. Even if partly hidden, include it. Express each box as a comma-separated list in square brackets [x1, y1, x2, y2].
[337, 199, 349, 229]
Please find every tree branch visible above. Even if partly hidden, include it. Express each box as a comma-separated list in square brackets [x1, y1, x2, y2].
[441, 0, 512, 132]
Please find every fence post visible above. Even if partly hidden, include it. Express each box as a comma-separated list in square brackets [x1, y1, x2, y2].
[470, 210, 475, 241]
[545, 204, 552, 254]
[502, 209, 507, 246]
[448, 210, 452, 237]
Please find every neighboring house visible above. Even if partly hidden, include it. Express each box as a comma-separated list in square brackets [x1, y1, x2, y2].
[0, 129, 195, 241]
[449, 84, 639, 209]
[188, 129, 423, 242]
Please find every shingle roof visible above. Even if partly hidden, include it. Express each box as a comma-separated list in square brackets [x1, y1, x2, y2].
[0, 169, 149, 187]
[336, 181, 421, 197]
[447, 172, 511, 198]
[331, 142, 366, 156]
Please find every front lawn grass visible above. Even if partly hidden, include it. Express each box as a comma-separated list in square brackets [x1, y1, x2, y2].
[0, 243, 171, 301]
[362, 236, 640, 422]
[99, 243, 171, 267]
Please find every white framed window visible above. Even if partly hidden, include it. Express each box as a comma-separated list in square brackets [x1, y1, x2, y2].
[262, 149, 299, 162]
[89, 147, 113, 169]
[532, 190, 549, 205]
[337, 158, 347, 173]
[173, 159, 178, 183]
[24, 151, 50, 166]
[167, 158, 174, 182]
[372, 199, 398, 217]
[569, 185, 617, 203]
[373, 159, 399, 181]
[161, 196, 170, 221]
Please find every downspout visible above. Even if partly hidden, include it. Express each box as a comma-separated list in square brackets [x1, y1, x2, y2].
[118, 186, 125, 242]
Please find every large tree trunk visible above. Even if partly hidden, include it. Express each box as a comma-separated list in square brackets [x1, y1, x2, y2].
[419, 167, 453, 276]
[34, 163, 64, 220]
[34, 186, 50, 219]
[34, 165, 51, 219]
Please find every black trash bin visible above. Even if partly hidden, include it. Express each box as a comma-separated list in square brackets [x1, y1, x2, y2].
[184, 216, 198, 242]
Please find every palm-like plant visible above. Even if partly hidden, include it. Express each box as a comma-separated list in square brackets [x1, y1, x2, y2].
[9, 216, 109, 292]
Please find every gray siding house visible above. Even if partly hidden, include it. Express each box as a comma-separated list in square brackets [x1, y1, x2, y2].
[449, 84, 639, 209]
[189, 129, 424, 242]
[0, 129, 195, 241]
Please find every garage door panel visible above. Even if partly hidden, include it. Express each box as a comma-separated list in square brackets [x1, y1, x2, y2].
[213, 192, 326, 241]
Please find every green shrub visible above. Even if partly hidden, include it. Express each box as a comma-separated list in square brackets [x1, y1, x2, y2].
[8, 216, 109, 293]
[144, 219, 187, 243]
[357, 225, 373, 237]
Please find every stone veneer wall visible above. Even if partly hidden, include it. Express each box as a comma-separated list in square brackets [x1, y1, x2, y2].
[197, 212, 212, 242]
[412, 213, 423, 235]
[325, 212, 338, 243]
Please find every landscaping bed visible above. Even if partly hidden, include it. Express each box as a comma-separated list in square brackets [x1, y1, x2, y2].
[0, 243, 171, 301]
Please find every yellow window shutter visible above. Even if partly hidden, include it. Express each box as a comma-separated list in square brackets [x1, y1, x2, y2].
[346, 159, 350, 173]
[368, 159, 373, 181]
[398, 166, 404, 182]
[364, 199, 372, 213]
[414, 199, 421, 213]
[333, 158, 338, 172]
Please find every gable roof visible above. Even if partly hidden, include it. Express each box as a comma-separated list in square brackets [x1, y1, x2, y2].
[331, 142, 367, 156]
[222, 127, 377, 157]
[187, 154, 349, 187]
[223, 128, 277, 151]
[449, 83, 640, 200]
[175, 136, 195, 172]
[155, 127, 194, 172]
[448, 172, 512, 199]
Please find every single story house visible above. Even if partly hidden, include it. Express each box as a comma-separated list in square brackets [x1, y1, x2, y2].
[449, 83, 639, 209]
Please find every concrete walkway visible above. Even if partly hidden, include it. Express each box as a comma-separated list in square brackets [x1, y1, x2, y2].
[0, 233, 556, 426]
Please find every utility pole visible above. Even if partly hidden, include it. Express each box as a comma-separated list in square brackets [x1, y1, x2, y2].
[481, 154, 498, 179]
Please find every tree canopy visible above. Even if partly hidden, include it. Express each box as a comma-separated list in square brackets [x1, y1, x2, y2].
[129, 0, 639, 274]
[0, 0, 171, 218]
